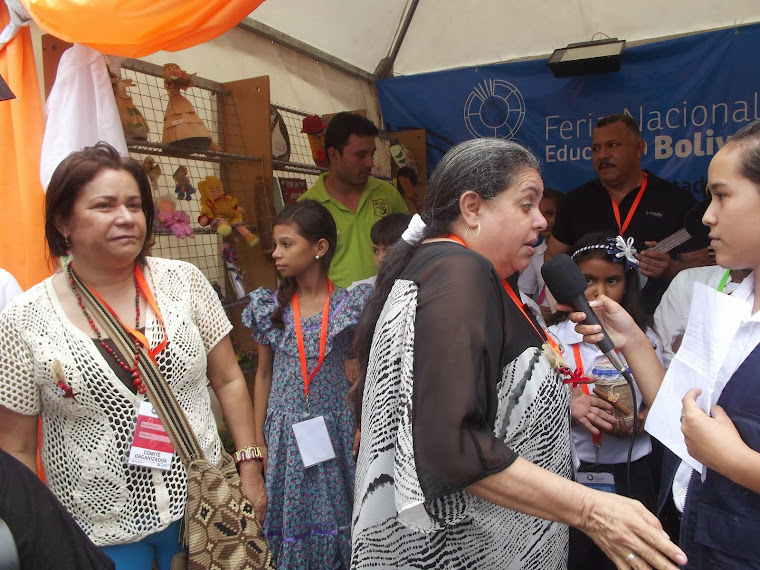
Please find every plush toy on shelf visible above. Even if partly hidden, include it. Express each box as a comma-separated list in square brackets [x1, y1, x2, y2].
[142, 157, 162, 193]
[155, 194, 195, 239]
[161, 63, 212, 150]
[221, 243, 246, 299]
[173, 165, 196, 201]
[302, 115, 329, 168]
[198, 176, 260, 247]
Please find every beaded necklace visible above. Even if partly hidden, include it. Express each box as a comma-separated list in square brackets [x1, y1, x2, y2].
[67, 263, 146, 394]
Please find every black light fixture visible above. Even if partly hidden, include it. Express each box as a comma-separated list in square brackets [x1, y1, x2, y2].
[0, 73, 15, 101]
[547, 38, 626, 78]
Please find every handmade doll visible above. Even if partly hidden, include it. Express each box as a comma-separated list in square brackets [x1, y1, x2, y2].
[198, 176, 260, 247]
[155, 195, 195, 238]
[221, 243, 246, 299]
[301, 114, 329, 168]
[142, 157, 162, 194]
[173, 165, 196, 201]
[161, 63, 212, 150]
[111, 77, 149, 140]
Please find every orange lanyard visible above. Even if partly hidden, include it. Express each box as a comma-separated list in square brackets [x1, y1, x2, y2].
[572, 343, 601, 446]
[502, 278, 561, 357]
[445, 234, 561, 357]
[610, 172, 647, 236]
[88, 265, 168, 362]
[292, 281, 333, 398]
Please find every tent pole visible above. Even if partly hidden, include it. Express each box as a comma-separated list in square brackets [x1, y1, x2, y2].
[374, 0, 420, 79]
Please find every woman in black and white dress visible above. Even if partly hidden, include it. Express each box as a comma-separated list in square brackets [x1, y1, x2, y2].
[349, 138, 687, 570]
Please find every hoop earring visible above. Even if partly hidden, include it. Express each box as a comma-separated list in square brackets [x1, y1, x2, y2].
[464, 223, 481, 240]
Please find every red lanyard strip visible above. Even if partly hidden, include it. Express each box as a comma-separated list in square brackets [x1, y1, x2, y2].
[292, 281, 333, 398]
[610, 172, 647, 236]
[445, 234, 561, 358]
[573, 343, 602, 446]
[87, 265, 168, 362]
[536, 284, 546, 305]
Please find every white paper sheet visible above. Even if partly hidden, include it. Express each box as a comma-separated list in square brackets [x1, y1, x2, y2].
[292, 415, 336, 468]
[646, 283, 748, 471]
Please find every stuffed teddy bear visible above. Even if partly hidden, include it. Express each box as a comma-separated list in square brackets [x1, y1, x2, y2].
[198, 176, 260, 247]
[173, 165, 196, 201]
[155, 194, 195, 238]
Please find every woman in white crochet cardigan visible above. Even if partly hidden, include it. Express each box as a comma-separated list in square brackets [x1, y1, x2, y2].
[0, 143, 266, 569]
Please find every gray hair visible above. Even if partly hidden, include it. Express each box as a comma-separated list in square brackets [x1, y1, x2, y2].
[422, 138, 541, 236]
[351, 137, 541, 415]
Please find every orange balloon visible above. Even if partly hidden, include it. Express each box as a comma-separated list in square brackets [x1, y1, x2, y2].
[20, 0, 266, 57]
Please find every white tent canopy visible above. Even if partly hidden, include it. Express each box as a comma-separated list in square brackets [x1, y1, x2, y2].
[249, 0, 760, 77]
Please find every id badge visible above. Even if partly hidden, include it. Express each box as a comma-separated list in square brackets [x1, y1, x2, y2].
[575, 470, 616, 494]
[292, 415, 336, 468]
[127, 401, 174, 470]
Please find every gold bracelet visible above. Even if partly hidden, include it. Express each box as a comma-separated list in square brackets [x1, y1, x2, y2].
[233, 445, 263, 464]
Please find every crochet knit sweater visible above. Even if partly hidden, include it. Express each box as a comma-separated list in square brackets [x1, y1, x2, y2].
[0, 257, 230, 546]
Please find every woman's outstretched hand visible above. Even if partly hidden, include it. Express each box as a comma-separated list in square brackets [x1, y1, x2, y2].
[579, 490, 688, 569]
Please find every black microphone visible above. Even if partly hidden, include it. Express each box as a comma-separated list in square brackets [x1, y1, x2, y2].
[541, 254, 627, 374]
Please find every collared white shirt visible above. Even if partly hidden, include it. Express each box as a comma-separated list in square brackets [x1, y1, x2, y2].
[654, 266, 738, 369]
[673, 271, 760, 511]
[518, 240, 549, 307]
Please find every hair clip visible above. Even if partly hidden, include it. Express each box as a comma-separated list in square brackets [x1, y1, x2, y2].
[607, 236, 639, 272]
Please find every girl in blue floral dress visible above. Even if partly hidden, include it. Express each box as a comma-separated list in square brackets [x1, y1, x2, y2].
[242, 200, 371, 569]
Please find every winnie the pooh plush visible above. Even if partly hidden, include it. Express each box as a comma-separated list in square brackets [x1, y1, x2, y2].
[198, 176, 260, 247]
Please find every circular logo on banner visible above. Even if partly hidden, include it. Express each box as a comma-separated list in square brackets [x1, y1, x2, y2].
[464, 79, 526, 139]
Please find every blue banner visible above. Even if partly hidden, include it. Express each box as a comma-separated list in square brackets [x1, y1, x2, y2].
[378, 23, 760, 199]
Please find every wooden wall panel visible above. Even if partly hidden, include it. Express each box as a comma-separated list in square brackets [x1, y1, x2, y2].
[41, 34, 72, 99]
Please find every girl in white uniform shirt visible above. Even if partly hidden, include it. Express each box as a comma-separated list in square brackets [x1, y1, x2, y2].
[569, 119, 760, 569]
[548, 232, 663, 570]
